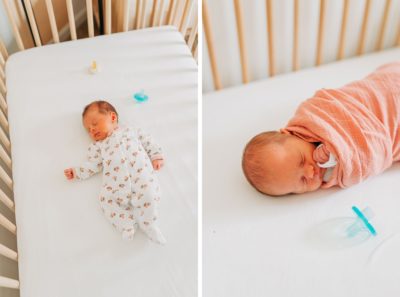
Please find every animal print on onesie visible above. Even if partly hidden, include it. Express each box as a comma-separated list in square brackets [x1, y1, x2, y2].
[74, 126, 166, 244]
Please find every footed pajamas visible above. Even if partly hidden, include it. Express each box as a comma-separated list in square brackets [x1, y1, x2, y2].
[74, 126, 165, 244]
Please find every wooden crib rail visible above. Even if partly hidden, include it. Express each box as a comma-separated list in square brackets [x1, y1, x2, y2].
[2, 0, 198, 58]
[203, 0, 399, 91]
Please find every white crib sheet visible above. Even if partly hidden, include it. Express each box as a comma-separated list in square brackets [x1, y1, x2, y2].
[203, 48, 400, 297]
[6, 26, 197, 297]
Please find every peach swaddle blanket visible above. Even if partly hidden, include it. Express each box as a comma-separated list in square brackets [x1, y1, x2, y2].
[284, 62, 400, 189]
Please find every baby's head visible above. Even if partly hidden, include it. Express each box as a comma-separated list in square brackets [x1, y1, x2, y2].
[82, 100, 119, 141]
[242, 131, 326, 196]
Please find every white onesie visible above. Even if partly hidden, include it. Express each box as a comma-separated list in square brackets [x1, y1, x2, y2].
[74, 126, 166, 244]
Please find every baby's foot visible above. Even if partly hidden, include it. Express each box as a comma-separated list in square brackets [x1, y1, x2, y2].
[122, 228, 136, 241]
[145, 226, 166, 245]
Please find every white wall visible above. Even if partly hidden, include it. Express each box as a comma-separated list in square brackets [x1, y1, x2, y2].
[203, 0, 400, 93]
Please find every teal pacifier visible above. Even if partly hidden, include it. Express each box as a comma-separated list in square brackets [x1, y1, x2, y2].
[346, 206, 377, 237]
[133, 90, 149, 102]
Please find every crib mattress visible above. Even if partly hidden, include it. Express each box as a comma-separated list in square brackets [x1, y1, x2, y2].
[203, 48, 400, 297]
[6, 26, 197, 297]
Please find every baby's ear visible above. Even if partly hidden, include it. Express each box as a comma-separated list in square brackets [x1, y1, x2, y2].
[110, 112, 117, 121]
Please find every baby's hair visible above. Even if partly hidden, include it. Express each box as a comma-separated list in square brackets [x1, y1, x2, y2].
[82, 100, 119, 122]
[242, 131, 291, 196]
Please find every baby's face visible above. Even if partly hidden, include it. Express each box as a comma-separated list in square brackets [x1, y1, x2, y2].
[83, 107, 117, 141]
[263, 136, 326, 195]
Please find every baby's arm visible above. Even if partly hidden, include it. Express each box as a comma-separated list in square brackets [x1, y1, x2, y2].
[136, 128, 164, 170]
[64, 143, 103, 180]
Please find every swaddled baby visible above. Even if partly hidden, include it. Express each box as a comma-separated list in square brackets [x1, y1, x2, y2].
[64, 100, 166, 244]
[243, 62, 400, 196]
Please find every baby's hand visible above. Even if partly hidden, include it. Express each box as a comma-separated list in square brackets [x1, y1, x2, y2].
[152, 159, 164, 171]
[313, 144, 331, 165]
[64, 168, 75, 180]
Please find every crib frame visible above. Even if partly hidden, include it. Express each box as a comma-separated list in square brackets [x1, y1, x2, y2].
[203, 0, 400, 91]
[0, 0, 197, 292]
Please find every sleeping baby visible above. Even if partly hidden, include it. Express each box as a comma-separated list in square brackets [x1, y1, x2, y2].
[64, 100, 166, 244]
[242, 62, 400, 196]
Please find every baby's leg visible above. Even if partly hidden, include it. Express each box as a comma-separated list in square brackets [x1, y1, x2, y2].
[99, 195, 137, 241]
[130, 187, 166, 244]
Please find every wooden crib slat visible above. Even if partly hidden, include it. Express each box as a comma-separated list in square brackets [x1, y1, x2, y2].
[86, 0, 94, 37]
[2, 0, 24, 50]
[45, 0, 60, 43]
[0, 109, 9, 133]
[292, 0, 299, 71]
[66, 0, 77, 40]
[266, 0, 275, 76]
[0, 54, 5, 68]
[357, 0, 371, 55]
[376, 0, 392, 51]
[122, 0, 130, 32]
[316, 0, 326, 66]
[188, 15, 198, 50]
[156, 0, 166, 26]
[0, 188, 14, 211]
[172, 0, 182, 26]
[135, 0, 143, 29]
[0, 93, 7, 114]
[0, 39, 9, 60]
[0, 143, 11, 170]
[0, 213, 16, 234]
[23, 0, 42, 46]
[179, 0, 192, 34]
[0, 243, 17, 261]
[105, 0, 111, 34]
[140, 0, 147, 29]
[0, 78, 6, 95]
[0, 173, 11, 190]
[0, 128, 10, 153]
[193, 42, 198, 61]
[203, 0, 222, 90]
[167, 0, 177, 25]
[150, 0, 159, 27]
[0, 166, 12, 190]
[0, 275, 19, 289]
[337, 0, 349, 60]
[234, 0, 250, 84]
[397, 26, 400, 46]
[134, 0, 139, 30]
